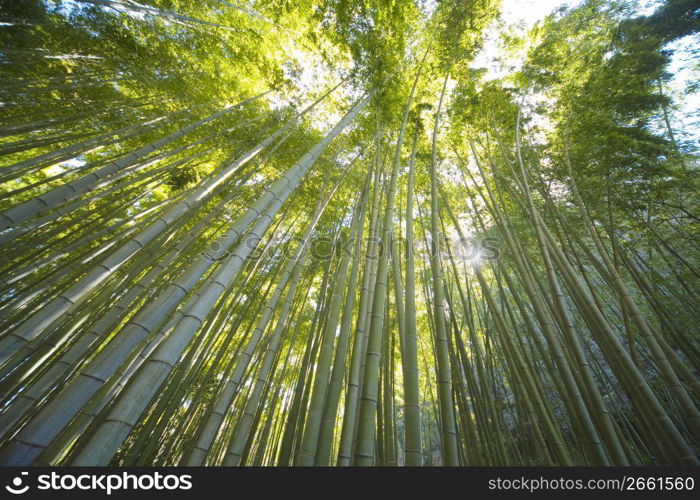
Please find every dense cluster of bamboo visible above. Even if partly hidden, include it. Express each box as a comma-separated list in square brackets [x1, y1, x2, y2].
[0, 2, 698, 467]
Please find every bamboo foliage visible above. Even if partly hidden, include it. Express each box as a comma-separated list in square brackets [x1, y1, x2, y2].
[0, 0, 697, 467]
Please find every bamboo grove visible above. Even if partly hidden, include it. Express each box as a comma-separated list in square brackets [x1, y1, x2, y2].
[0, 0, 698, 466]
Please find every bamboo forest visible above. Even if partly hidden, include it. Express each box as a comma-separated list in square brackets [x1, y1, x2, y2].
[0, 0, 697, 468]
